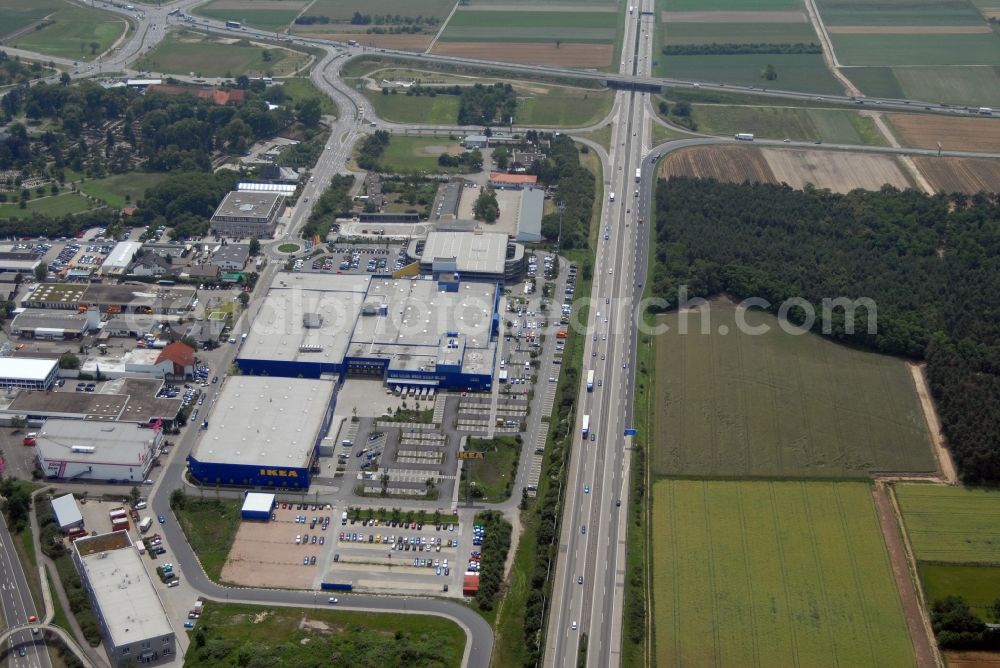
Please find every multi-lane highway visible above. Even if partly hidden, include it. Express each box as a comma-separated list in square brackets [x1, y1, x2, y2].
[0, 513, 48, 668]
[545, 2, 657, 666]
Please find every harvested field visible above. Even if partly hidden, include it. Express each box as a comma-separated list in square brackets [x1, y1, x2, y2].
[292, 31, 434, 50]
[827, 25, 993, 33]
[661, 10, 806, 22]
[945, 651, 1000, 668]
[760, 147, 915, 192]
[658, 145, 776, 183]
[889, 113, 1000, 152]
[431, 42, 612, 67]
[912, 156, 1000, 193]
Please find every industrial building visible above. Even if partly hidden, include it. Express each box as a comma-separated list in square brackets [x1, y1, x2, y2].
[100, 241, 142, 276]
[209, 244, 250, 271]
[241, 492, 275, 520]
[407, 231, 525, 282]
[10, 308, 100, 339]
[21, 282, 195, 314]
[210, 191, 285, 239]
[517, 186, 544, 243]
[73, 531, 176, 667]
[187, 376, 337, 489]
[0, 251, 41, 274]
[488, 172, 537, 190]
[51, 493, 84, 532]
[0, 357, 59, 390]
[236, 273, 500, 390]
[7, 378, 182, 423]
[35, 419, 162, 482]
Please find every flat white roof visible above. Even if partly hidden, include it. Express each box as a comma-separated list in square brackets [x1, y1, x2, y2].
[102, 241, 143, 270]
[76, 534, 173, 646]
[238, 182, 296, 194]
[242, 492, 275, 514]
[36, 419, 157, 465]
[193, 376, 336, 467]
[51, 494, 82, 528]
[420, 232, 509, 275]
[0, 357, 57, 382]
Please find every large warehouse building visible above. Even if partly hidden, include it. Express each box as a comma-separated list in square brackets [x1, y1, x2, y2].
[187, 376, 337, 489]
[236, 273, 499, 390]
[73, 532, 176, 667]
[35, 419, 162, 482]
[407, 231, 525, 283]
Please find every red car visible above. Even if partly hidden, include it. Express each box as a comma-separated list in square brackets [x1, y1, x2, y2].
[28, 615, 37, 623]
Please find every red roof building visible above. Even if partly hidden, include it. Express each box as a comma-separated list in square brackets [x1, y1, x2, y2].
[463, 573, 480, 596]
[488, 172, 538, 190]
[156, 342, 195, 379]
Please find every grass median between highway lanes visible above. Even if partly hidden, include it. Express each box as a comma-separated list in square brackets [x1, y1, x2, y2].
[170, 495, 241, 583]
[184, 601, 466, 667]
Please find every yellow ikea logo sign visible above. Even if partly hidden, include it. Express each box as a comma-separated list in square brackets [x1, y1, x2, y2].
[260, 468, 299, 478]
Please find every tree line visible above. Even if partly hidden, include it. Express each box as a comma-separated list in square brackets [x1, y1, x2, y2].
[662, 42, 821, 56]
[355, 130, 390, 170]
[533, 135, 596, 250]
[651, 178, 1000, 482]
[301, 174, 355, 239]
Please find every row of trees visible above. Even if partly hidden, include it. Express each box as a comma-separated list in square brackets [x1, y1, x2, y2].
[651, 178, 1000, 482]
[348, 12, 439, 26]
[301, 174, 355, 239]
[932, 596, 1000, 650]
[437, 149, 483, 171]
[535, 135, 596, 249]
[661, 42, 821, 56]
[474, 186, 499, 222]
[472, 510, 512, 611]
[355, 130, 390, 170]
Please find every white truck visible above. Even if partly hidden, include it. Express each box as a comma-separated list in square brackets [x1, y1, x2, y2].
[635, 168, 641, 182]
[734, 133, 755, 141]
[609, 192, 615, 202]
[139, 517, 153, 533]
[979, 107, 993, 116]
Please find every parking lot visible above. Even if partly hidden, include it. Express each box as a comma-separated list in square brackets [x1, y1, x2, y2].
[292, 243, 407, 275]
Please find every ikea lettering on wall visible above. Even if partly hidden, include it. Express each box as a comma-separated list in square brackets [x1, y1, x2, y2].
[260, 468, 299, 478]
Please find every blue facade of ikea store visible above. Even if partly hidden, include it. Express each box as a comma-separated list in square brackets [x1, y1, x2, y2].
[186, 457, 311, 489]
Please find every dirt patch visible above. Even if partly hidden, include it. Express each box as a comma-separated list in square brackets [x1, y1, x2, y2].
[983, 9, 1000, 20]
[420, 144, 462, 155]
[207, 0, 307, 9]
[872, 482, 939, 668]
[827, 24, 992, 34]
[659, 145, 776, 183]
[661, 10, 806, 22]
[220, 507, 324, 589]
[890, 113, 1000, 153]
[912, 156, 1000, 193]
[291, 31, 433, 51]
[432, 41, 612, 68]
[909, 362, 958, 482]
[945, 651, 1000, 668]
[761, 147, 915, 192]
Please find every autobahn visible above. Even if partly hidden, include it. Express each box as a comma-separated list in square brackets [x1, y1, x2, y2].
[0, 512, 49, 668]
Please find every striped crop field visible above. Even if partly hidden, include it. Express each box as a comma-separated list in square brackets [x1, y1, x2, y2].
[652, 479, 917, 667]
[894, 484, 1000, 564]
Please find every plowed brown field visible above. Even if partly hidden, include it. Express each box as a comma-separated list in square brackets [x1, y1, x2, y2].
[431, 42, 612, 67]
[912, 156, 1000, 193]
[291, 32, 433, 50]
[889, 114, 1000, 153]
[658, 145, 776, 183]
[761, 148, 915, 192]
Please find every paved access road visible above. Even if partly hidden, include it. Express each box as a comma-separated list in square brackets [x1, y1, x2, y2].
[0, 513, 49, 668]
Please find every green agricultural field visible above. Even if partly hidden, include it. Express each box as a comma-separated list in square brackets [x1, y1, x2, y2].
[0, 193, 95, 219]
[919, 563, 1000, 619]
[894, 485, 1000, 563]
[304, 0, 455, 22]
[195, 3, 303, 32]
[662, 22, 818, 45]
[692, 104, 886, 144]
[656, 54, 842, 95]
[441, 10, 616, 43]
[136, 31, 310, 78]
[652, 480, 916, 668]
[362, 85, 613, 127]
[76, 172, 170, 209]
[374, 136, 471, 173]
[893, 66, 1000, 106]
[664, 0, 801, 10]
[0, 0, 63, 39]
[818, 7, 985, 25]
[184, 602, 465, 667]
[846, 67, 907, 100]
[831, 33, 1000, 67]
[652, 301, 936, 478]
[9, 5, 128, 62]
